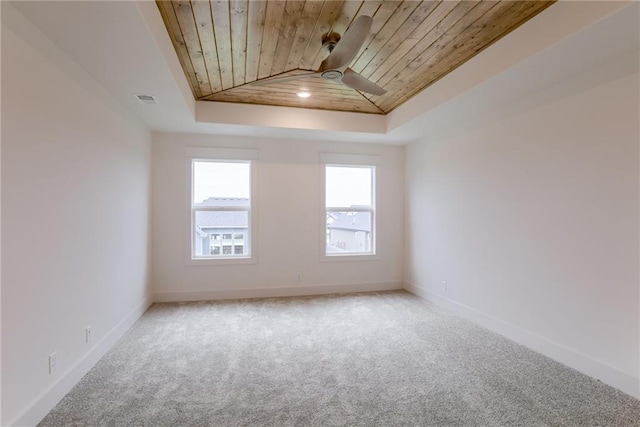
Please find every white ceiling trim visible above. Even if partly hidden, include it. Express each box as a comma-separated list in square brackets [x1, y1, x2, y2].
[195, 101, 386, 134]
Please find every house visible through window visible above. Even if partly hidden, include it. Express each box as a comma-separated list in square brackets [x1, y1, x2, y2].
[325, 165, 375, 256]
[191, 160, 251, 259]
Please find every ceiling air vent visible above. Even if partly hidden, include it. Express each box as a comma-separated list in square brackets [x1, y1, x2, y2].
[135, 94, 157, 105]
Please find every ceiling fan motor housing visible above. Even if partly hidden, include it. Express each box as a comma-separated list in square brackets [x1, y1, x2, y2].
[322, 31, 341, 52]
[321, 70, 343, 80]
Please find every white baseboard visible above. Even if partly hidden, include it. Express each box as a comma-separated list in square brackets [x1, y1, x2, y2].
[9, 296, 153, 427]
[154, 281, 402, 303]
[404, 282, 640, 399]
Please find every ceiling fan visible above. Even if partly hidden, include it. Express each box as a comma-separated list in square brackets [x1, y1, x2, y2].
[251, 15, 386, 96]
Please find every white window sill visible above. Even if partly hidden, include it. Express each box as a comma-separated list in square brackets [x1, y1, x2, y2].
[186, 256, 257, 266]
[321, 253, 379, 262]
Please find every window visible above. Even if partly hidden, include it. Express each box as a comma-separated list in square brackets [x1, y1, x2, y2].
[190, 157, 253, 260]
[324, 164, 375, 256]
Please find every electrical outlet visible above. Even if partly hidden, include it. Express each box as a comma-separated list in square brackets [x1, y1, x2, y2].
[296, 274, 301, 282]
[86, 326, 93, 344]
[442, 280, 448, 293]
[49, 351, 57, 374]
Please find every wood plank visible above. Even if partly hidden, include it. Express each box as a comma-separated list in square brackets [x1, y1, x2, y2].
[354, 0, 384, 26]
[351, 0, 421, 74]
[155, 1, 202, 98]
[212, 86, 366, 103]
[285, 81, 373, 96]
[209, 76, 372, 98]
[361, 1, 446, 80]
[349, 0, 403, 69]
[204, 90, 370, 104]
[258, 0, 287, 79]
[368, 1, 403, 35]
[191, 0, 223, 93]
[211, 0, 234, 90]
[411, 0, 518, 83]
[284, 0, 325, 71]
[375, 0, 487, 90]
[364, 1, 459, 86]
[270, 1, 307, 76]
[230, 0, 249, 86]
[299, 0, 345, 70]
[172, 1, 212, 95]
[245, 0, 267, 83]
[236, 81, 372, 99]
[232, 69, 370, 98]
[205, 86, 383, 113]
[380, 1, 555, 112]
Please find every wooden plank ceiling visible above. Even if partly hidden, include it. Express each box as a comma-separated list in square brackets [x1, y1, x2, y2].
[157, 1, 555, 115]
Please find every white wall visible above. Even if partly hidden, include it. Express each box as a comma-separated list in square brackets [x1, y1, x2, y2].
[404, 9, 639, 397]
[1, 4, 152, 425]
[152, 133, 404, 301]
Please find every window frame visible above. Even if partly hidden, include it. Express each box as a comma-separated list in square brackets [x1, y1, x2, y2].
[320, 153, 379, 262]
[185, 147, 258, 266]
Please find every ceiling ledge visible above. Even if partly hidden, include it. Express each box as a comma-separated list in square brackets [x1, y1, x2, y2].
[386, 0, 631, 133]
[196, 101, 387, 134]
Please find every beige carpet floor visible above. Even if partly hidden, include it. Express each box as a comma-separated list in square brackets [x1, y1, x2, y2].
[39, 291, 640, 426]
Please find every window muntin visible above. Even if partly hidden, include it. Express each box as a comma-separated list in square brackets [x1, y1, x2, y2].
[325, 165, 375, 256]
[191, 160, 251, 259]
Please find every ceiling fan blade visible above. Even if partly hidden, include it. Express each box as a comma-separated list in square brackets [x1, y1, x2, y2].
[341, 68, 386, 96]
[251, 72, 318, 86]
[323, 15, 372, 71]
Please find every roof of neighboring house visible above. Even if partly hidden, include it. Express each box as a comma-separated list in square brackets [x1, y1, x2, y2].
[327, 212, 371, 233]
[194, 198, 370, 232]
[195, 198, 249, 230]
[196, 211, 248, 229]
[195, 197, 249, 208]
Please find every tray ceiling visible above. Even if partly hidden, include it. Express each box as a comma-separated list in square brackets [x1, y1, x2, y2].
[157, 1, 555, 115]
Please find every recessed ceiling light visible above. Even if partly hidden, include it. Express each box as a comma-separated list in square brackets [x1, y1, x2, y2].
[296, 91, 311, 98]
